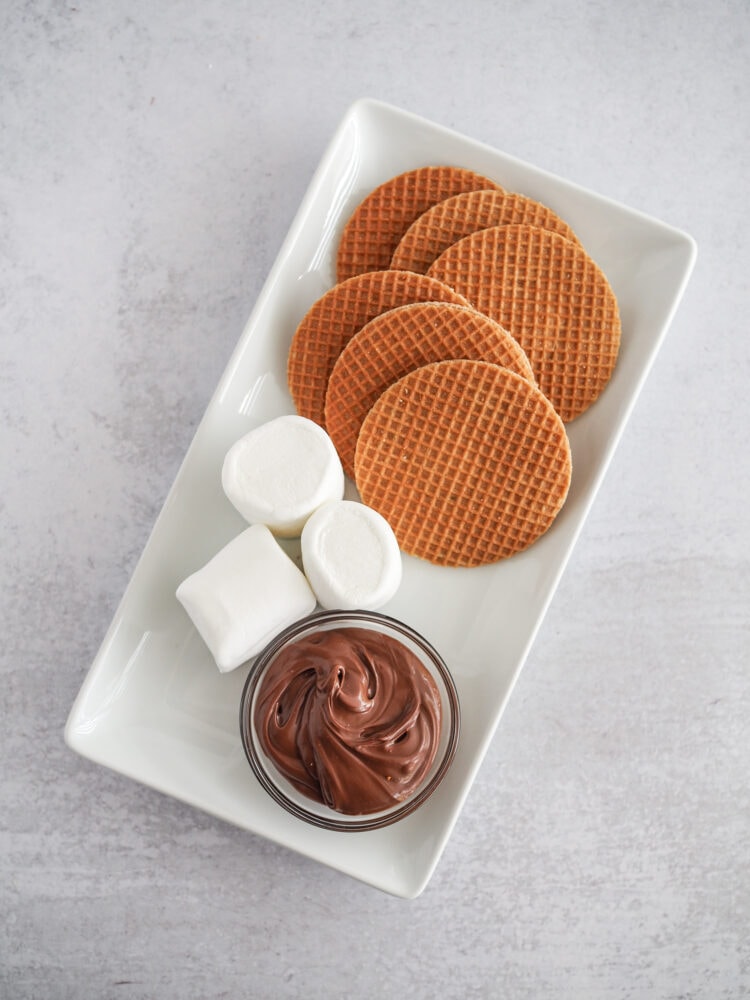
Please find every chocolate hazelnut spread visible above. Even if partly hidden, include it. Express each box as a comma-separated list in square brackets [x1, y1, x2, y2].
[253, 626, 442, 815]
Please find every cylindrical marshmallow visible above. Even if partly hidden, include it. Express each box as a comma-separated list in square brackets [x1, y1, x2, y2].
[222, 414, 344, 536]
[301, 499, 402, 611]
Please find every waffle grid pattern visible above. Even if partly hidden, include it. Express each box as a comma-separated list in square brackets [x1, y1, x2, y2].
[335, 166, 502, 282]
[325, 302, 535, 478]
[287, 270, 471, 427]
[391, 189, 580, 274]
[427, 224, 621, 422]
[354, 360, 572, 567]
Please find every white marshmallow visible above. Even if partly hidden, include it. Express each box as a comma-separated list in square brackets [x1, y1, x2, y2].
[176, 524, 316, 672]
[301, 500, 402, 611]
[222, 415, 344, 537]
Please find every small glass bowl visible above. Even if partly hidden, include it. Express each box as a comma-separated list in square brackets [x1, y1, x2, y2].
[239, 609, 460, 832]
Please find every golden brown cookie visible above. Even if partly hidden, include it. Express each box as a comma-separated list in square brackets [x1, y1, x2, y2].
[287, 270, 472, 428]
[336, 166, 502, 282]
[354, 359, 572, 567]
[325, 302, 534, 479]
[427, 224, 620, 422]
[390, 188, 580, 274]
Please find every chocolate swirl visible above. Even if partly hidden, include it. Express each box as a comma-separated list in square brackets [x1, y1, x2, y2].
[253, 626, 442, 815]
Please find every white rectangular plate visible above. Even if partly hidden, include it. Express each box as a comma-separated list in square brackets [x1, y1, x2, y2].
[65, 99, 696, 898]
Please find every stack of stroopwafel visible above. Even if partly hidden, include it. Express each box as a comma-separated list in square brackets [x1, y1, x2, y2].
[286, 166, 621, 567]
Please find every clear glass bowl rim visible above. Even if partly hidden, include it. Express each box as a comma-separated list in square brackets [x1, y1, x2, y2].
[239, 609, 461, 833]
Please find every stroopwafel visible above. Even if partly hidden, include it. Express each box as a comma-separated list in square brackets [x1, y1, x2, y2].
[354, 359, 572, 567]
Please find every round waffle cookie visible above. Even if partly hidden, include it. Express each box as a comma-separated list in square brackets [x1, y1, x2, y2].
[354, 360, 572, 567]
[426, 224, 621, 422]
[287, 269, 472, 428]
[325, 302, 535, 479]
[336, 166, 502, 282]
[390, 188, 580, 274]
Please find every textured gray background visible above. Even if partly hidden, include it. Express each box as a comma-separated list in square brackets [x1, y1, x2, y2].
[2, 1, 748, 997]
